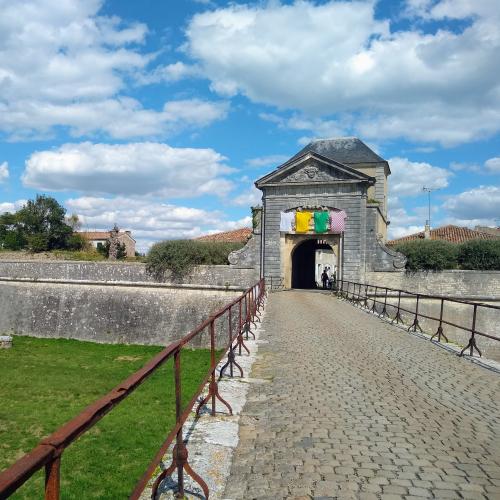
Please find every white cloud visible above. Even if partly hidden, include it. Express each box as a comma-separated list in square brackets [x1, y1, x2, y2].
[246, 154, 289, 168]
[0, 199, 26, 214]
[388, 157, 451, 196]
[0, 96, 228, 141]
[388, 205, 431, 239]
[137, 62, 201, 84]
[442, 185, 500, 220]
[231, 187, 262, 207]
[449, 161, 481, 173]
[0, 0, 227, 139]
[23, 142, 234, 197]
[0, 162, 9, 183]
[485, 157, 500, 173]
[185, 1, 500, 145]
[66, 196, 251, 252]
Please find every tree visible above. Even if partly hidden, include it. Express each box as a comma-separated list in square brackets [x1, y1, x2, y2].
[16, 195, 72, 251]
[66, 213, 81, 231]
[0, 212, 25, 250]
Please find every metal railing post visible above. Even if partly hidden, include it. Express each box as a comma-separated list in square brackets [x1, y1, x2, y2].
[196, 318, 232, 417]
[460, 304, 482, 357]
[431, 298, 449, 343]
[408, 294, 423, 332]
[152, 349, 209, 498]
[370, 286, 378, 314]
[392, 290, 403, 325]
[45, 455, 61, 500]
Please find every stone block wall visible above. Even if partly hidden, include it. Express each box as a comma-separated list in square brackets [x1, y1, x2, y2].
[0, 260, 259, 346]
[0, 261, 258, 288]
[262, 183, 367, 281]
[365, 270, 500, 299]
[362, 270, 500, 361]
[0, 280, 242, 346]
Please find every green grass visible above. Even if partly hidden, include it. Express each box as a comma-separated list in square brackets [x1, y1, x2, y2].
[0, 336, 211, 499]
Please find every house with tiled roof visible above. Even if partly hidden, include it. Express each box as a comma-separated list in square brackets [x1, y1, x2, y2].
[195, 228, 252, 243]
[387, 225, 499, 246]
[77, 230, 136, 257]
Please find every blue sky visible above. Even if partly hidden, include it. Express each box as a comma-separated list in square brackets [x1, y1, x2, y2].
[0, 0, 499, 251]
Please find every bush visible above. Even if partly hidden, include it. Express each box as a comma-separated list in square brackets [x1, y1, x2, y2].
[457, 240, 500, 270]
[66, 233, 88, 251]
[2, 231, 26, 250]
[26, 233, 49, 252]
[146, 240, 244, 280]
[394, 240, 459, 272]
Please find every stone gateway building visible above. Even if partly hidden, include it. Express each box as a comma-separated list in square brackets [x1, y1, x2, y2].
[230, 138, 405, 288]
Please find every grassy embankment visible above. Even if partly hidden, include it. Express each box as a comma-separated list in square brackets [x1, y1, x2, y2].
[0, 336, 211, 499]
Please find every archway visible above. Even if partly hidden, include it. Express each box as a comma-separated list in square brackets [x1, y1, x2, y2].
[291, 239, 335, 289]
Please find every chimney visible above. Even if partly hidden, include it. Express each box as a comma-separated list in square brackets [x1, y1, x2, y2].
[424, 224, 431, 239]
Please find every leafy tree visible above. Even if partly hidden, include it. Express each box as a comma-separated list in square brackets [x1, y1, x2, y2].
[66, 213, 82, 231]
[0, 212, 25, 250]
[16, 195, 72, 251]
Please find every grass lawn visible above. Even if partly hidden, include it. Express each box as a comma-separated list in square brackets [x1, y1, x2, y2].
[0, 336, 211, 499]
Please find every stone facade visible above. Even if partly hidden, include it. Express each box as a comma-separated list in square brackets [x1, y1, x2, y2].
[255, 138, 405, 285]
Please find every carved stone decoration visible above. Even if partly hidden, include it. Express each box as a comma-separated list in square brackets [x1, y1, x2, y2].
[375, 235, 407, 270]
[280, 161, 348, 183]
[108, 224, 120, 261]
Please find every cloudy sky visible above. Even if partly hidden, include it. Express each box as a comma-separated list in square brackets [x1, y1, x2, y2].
[1, 0, 499, 251]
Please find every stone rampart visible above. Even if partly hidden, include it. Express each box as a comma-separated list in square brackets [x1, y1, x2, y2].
[0, 260, 258, 346]
[364, 270, 500, 361]
[0, 260, 258, 288]
[365, 270, 500, 300]
[0, 280, 243, 346]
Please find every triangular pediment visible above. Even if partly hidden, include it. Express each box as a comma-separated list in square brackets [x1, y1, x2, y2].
[255, 152, 375, 188]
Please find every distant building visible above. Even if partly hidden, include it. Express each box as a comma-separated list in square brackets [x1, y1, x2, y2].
[195, 228, 252, 243]
[475, 226, 500, 237]
[78, 230, 136, 257]
[387, 225, 499, 246]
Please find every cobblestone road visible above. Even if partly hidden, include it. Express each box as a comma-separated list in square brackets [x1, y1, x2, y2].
[224, 291, 500, 500]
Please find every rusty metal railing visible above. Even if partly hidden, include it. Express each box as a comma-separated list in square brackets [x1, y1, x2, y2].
[0, 279, 266, 500]
[336, 279, 500, 357]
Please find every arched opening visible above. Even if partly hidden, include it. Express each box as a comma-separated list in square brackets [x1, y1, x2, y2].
[291, 239, 335, 289]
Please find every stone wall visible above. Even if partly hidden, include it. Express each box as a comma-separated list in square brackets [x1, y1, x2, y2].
[0, 279, 245, 346]
[0, 260, 258, 288]
[0, 260, 258, 346]
[365, 270, 500, 299]
[362, 270, 500, 362]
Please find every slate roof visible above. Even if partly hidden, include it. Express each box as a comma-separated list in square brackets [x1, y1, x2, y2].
[287, 137, 385, 165]
[387, 225, 499, 245]
[255, 150, 376, 188]
[195, 228, 252, 243]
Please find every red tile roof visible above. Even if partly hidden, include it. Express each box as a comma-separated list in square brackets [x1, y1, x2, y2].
[388, 225, 499, 245]
[195, 228, 252, 243]
[77, 231, 135, 242]
[78, 231, 111, 240]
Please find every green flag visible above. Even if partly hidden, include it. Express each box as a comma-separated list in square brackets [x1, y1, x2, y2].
[314, 211, 329, 233]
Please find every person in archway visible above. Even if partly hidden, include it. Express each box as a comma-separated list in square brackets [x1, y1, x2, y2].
[321, 268, 329, 289]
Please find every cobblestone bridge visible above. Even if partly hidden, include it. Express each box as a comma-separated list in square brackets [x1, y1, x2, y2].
[224, 290, 500, 500]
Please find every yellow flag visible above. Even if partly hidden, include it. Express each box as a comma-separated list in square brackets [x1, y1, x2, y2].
[296, 211, 312, 232]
